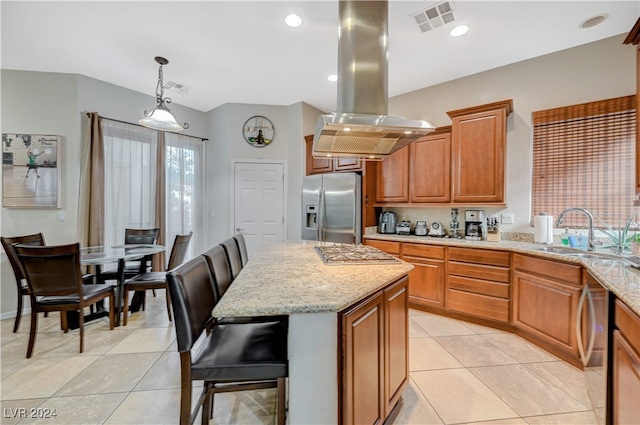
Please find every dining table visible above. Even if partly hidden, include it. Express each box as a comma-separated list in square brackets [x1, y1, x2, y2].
[80, 244, 166, 326]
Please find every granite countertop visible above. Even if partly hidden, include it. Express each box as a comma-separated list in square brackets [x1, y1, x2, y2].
[211, 240, 414, 318]
[365, 233, 640, 316]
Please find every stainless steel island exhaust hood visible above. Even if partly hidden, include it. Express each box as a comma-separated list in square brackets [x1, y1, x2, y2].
[313, 0, 435, 161]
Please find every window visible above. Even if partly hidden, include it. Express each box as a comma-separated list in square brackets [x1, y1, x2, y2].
[101, 119, 204, 257]
[531, 95, 636, 228]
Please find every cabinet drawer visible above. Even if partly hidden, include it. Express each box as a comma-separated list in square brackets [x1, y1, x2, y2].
[616, 299, 640, 355]
[446, 289, 510, 323]
[448, 261, 510, 283]
[448, 275, 509, 299]
[402, 243, 445, 260]
[513, 254, 581, 285]
[449, 247, 510, 267]
[365, 240, 401, 256]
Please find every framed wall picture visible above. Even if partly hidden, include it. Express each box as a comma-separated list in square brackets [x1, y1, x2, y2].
[2, 133, 62, 208]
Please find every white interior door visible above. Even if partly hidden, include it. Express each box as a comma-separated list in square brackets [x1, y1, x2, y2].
[233, 161, 285, 257]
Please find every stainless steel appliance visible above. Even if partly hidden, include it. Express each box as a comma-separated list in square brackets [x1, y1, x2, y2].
[378, 211, 398, 234]
[429, 221, 445, 237]
[312, 0, 434, 160]
[396, 220, 411, 235]
[465, 210, 486, 240]
[315, 244, 400, 265]
[415, 221, 428, 236]
[302, 172, 362, 244]
[579, 272, 610, 424]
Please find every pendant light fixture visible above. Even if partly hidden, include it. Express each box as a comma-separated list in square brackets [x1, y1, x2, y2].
[139, 56, 189, 132]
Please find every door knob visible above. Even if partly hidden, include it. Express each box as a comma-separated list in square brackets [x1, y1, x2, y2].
[235, 227, 245, 233]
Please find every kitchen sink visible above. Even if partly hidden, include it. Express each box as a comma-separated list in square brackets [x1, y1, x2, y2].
[531, 246, 583, 254]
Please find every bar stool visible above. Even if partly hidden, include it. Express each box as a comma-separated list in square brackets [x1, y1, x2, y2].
[166, 256, 288, 425]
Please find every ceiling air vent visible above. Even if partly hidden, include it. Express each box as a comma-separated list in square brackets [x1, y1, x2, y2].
[411, 1, 457, 33]
[163, 81, 190, 94]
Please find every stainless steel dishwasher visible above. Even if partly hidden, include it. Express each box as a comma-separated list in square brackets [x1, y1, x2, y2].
[578, 270, 612, 424]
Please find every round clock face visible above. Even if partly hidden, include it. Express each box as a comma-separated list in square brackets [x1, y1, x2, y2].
[242, 115, 275, 147]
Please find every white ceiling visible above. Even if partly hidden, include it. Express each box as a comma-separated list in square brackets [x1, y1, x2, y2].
[2, 1, 638, 113]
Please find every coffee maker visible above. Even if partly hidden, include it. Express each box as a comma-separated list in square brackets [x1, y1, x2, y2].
[464, 210, 486, 240]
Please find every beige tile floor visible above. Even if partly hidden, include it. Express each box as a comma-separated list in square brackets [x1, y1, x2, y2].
[1, 293, 600, 424]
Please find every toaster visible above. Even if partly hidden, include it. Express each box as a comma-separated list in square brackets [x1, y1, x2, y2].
[396, 220, 411, 235]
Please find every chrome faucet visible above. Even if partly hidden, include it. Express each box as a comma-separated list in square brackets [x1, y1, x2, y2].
[554, 208, 596, 251]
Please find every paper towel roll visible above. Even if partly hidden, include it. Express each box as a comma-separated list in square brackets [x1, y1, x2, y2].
[534, 215, 554, 244]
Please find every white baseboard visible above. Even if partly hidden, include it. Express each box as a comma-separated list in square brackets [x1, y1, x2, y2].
[0, 308, 30, 321]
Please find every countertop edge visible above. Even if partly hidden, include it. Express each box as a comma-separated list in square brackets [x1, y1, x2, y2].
[364, 234, 640, 316]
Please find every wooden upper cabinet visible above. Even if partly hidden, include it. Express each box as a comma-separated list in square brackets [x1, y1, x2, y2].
[623, 18, 640, 193]
[447, 100, 512, 204]
[305, 135, 333, 175]
[304, 135, 362, 175]
[409, 128, 451, 203]
[376, 146, 409, 203]
[335, 157, 362, 172]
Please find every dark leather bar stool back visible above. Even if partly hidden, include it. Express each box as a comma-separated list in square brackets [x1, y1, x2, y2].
[233, 233, 249, 267]
[167, 256, 288, 425]
[1, 233, 45, 333]
[202, 245, 233, 301]
[220, 237, 243, 279]
[14, 243, 116, 358]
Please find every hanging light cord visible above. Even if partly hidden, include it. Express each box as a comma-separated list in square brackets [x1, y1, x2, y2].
[156, 63, 171, 107]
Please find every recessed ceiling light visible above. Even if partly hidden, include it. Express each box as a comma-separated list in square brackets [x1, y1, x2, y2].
[450, 25, 469, 37]
[328, 74, 338, 82]
[285, 13, 302, 28]
[579, 14, 608, 29]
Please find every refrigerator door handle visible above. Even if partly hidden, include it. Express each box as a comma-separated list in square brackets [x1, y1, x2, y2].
[318, 188, 325, 241]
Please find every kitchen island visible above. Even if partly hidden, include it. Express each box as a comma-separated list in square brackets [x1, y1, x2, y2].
[212, 240, 414, 424]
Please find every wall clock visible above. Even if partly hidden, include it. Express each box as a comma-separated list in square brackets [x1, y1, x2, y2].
[242, 115, 275, 147]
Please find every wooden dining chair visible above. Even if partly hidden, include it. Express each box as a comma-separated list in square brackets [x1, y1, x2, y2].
[14, 243, 116, 358]
[1, 233, 46, 333]
[99, 227, 160, 281]
[166, 256, 288, 425]
[121, 232, 192, 325]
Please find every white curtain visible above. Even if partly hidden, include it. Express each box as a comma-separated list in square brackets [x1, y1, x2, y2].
[164, 132, 205, 259]
[100, 119, 205, 260]
[101, 120, 158, 247]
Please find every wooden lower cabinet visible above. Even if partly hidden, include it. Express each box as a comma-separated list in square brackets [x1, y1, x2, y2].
[364, 239, 401, 256]
[613, 299, 640, 424]
[446, 247, 510, 323]
[340, 276, 408, 425]
[384, 277, 409, 416]
[402, 243, 446, 309]
[513, 254, 582, 366]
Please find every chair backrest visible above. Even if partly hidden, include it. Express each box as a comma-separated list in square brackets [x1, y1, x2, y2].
[233, 233, 249, 267]
[166, 256, 217, 352]
[124, 228, 160, 245]
[14, 243, 84, 297]
[220, 237, 242, 279]
[166, 232, 193, 270]
[202, 245, 234, 301]
[1, 233, 46, 283]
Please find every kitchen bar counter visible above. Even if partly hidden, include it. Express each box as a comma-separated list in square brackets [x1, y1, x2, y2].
[212, 240, 413, 424]
[364, 233, 640, 316]
[212, 240, 413, 318]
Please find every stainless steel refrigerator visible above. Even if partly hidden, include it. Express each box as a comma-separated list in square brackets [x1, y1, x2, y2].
[302, 172, 361, 244]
